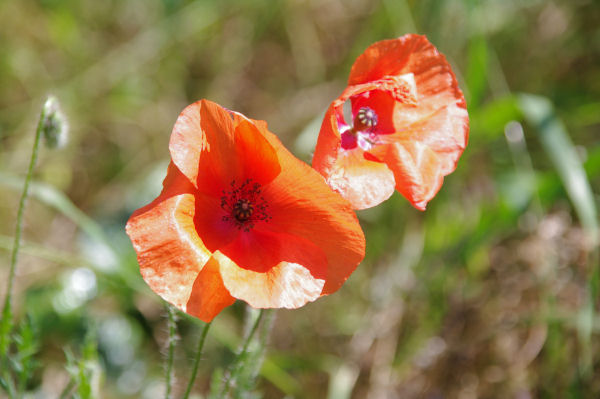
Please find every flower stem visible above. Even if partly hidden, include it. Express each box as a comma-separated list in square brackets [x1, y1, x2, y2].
[1, 101, 47, 358]
[254, 309, 275, 378]
[181, 321, 211, 399]
[221, 308, 266, 397]
[165, 305, 177, 399]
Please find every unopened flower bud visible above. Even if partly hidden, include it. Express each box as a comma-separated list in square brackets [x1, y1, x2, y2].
[41, 96, 68, 149]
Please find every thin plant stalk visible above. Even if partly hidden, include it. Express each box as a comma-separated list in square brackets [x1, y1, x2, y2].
[255, 309, 275, 374]
[58, 378, 76, 399]
[165, 305, 177, 399]
[1, 103, 47, 322]
[221, 308, 266, 397]
[241, 309, 276, 390]
[181, 321, 212, 399]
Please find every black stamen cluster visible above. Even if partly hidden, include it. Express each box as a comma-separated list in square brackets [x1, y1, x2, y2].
[221, 179, 271, 232]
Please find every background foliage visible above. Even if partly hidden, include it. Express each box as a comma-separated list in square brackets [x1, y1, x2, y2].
[1, 0, 599, 397]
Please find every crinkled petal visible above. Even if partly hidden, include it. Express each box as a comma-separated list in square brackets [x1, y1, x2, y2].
[349, 34, 428, 85]
[126, 163, 211, 311]
[381, 104, 468, 175]
[168, 102, 206, 187]
[370, 141, 445, 210]
[349, 34, 468, 148]
[186, 256, 236, 322]
[312, 104, 342, 181]
[326, 149, 395, 210]
[214, 251, 325, 309]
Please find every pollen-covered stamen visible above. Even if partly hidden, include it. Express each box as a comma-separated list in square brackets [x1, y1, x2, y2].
[221, 179, 270, 232]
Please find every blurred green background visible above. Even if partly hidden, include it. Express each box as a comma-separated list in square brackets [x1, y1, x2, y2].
[1, 0, 600, 397]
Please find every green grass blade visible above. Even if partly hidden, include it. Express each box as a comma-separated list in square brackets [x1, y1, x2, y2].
[518, 94, 598, 241]
[0, 172, 117, 258]
[519, 93, 599, 375]
[466, 35, 489, 107]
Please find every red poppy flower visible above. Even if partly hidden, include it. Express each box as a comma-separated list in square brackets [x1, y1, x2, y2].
[126, 100, 365, 322]
[312, 34, 469, 210]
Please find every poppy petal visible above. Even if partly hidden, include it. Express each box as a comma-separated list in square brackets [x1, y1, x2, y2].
[326, 149, 395, 210]
[186, 255, 236, 322]
[350, 90, 398, 135]
[195, 101, 281, 197]
[234, 119, 281, 186]
[312, 104, 342, 181]
[126, 163, 211, 311]
[214, 251, 325, 309]
[193, 191, 239, 252]
[349, 34, 468, 148]
[382, 104, 468, 175]
[312, 96, 396, 209]
[261, 133, 366, 295]
[195, 100, 241, 195]
[370, 141, 444, 210]
[168, 101, 206, 187]
[219, 228, 327, 278]
[348, 34, 427, 85]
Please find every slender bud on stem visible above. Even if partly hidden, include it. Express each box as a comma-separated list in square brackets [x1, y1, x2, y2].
[41, 96, 68, 149]
[1, 95, 68, 368]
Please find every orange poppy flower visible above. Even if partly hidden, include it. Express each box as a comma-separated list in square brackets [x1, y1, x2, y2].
[126, 100, 365, 322]
[312, 34, 469, 210]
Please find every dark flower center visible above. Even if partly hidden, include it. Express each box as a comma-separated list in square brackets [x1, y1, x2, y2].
[340, 106, 380, 151]
[233, 199, 253, 222]
[221, 179, 270, 231]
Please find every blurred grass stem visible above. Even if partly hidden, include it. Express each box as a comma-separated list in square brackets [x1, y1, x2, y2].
[182, 321, 211, 399]
[221, 308, 266, 397]
[165, 305, 177, 399]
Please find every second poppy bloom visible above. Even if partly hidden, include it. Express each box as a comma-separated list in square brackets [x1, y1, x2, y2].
[126, 100, 365, 322]
[312, 34, 469, 210]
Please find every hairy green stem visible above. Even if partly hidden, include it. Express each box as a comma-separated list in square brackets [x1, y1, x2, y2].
[165, 305, 177, 399]
[221, 308, 266, 397]
[9, 118, 45, 278]
[181, 321, 212, 399]
[0, 104, 47, 374]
